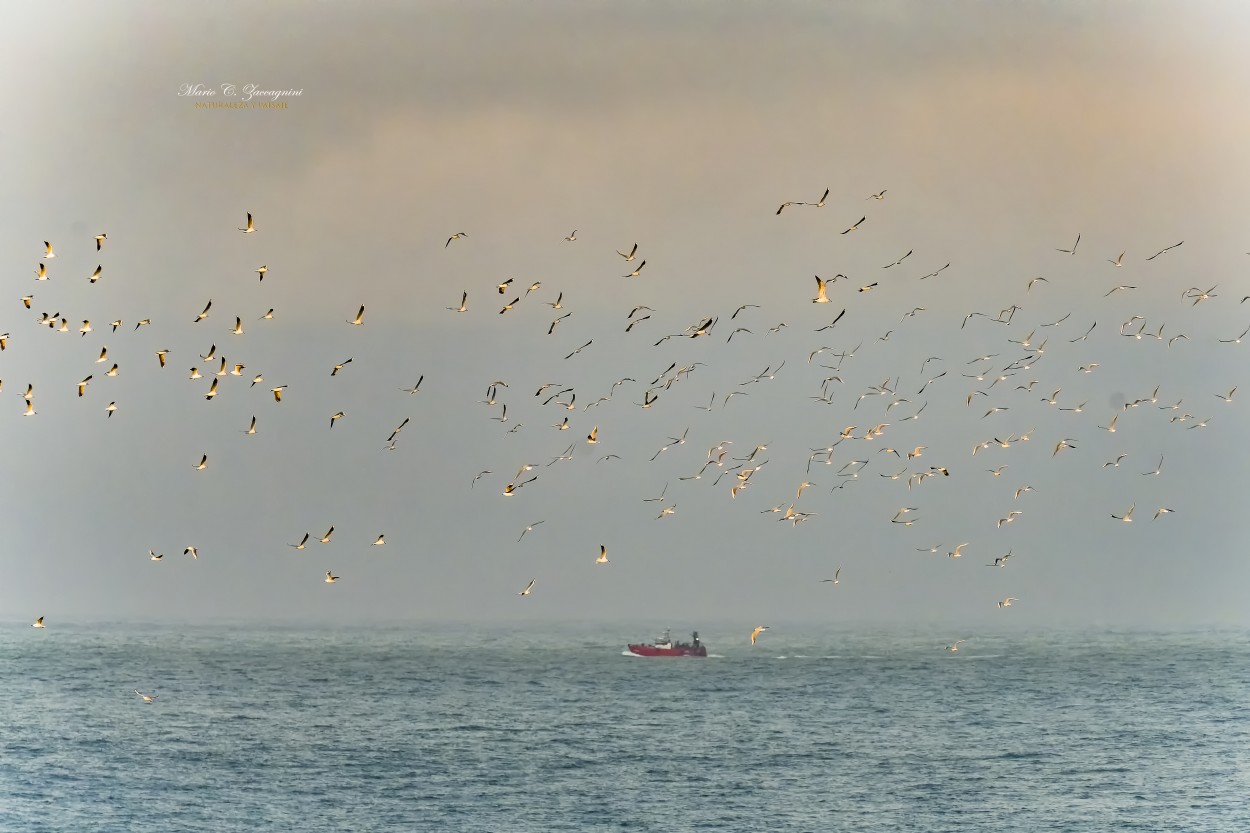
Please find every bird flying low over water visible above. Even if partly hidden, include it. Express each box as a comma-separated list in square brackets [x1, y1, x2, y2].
[135, 690, 157, 703]
[750, 626, 769, 645]
[32, 616, 45, 628]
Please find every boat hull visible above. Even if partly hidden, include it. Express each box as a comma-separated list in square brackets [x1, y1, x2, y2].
[626, 644, 707, 657]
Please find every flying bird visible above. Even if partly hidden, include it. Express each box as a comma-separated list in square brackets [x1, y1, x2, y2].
[517, 579, 536, 596]
[840, 216, 866, 234]
[238, 213, 255, 233]
[750, 626, 769, 645]
[445, 232, 467, 247]
[347, 305, 365, 325]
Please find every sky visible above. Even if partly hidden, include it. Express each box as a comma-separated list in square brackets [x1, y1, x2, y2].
[2, 1, 1249, 627]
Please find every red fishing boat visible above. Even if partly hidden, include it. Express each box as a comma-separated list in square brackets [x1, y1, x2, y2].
[626, 629, 707, 657]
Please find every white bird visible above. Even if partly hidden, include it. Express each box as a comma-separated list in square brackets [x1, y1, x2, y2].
[617, 242, 638, 261]
[596, 545, 609, 564]
[149, 550, 163, 561]
[998, 597, 1018, 608]
[372, 535, 385, 546]
[184, 547, 198, 560]
[325, 571, 340, 584]
[347, 305, 365, 326]
[1112, 504, 1135, 522]
[135, 690, 158, 703]
[820, 568, 841, 585]
[32, 616, 45, 628]
[750, 625, 769, 645]
[946, 640, 966, 652]
[238, 212, 255, 233]
[517, 579, 536, 596]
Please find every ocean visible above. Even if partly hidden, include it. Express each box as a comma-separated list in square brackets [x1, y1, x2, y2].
[2, 623, 1248, 832]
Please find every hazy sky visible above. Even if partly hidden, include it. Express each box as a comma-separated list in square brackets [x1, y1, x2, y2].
[2, 2, 1249, 626]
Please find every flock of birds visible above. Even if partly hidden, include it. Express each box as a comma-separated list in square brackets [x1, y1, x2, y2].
[10, 186, 1246, 677]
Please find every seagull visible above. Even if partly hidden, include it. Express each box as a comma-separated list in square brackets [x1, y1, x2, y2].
[184, 547, 198, 560]
[517, 521, 545, 542]
[347, 305, 365, 325]
[243, 415, 257, 435]
[194, 454, 208, 470]
[623, 260, 646, 278]
[319, 527, 335, 543]
[135, 690, 158, 703]
[564, 229, 577, 242]
[1112, 504, 1135, 522]
[230, 317, 244, 335]
[21, 295, 32, 308]
[517, 579, 536, 596]
[89, 265, 103, 283]
[325, 571, 340, 584]
[883, 250, 912, 268]
[195, 300, 212, 322]
[238, 213, 255, 233]
[820, 568, 841, 585]
[448, 291, 468, 313]
[1056, 233, 1080, 254]
[260, 306, 274, 317]
[272, 386, 287, 402]
[1108, 251, 1125, 267]
[289, 533, 309, 550]
[445, 232, 467, 247]
[32, 616, 45, 628]
[840, 216, 866, 234]
[1146, 241, 1182, 260]
[812, 276, 830, 303]
[34, 263, 47, 280]
[596, 545, 609, 564]
[331, 358, 353, 376]
[867, 190, 887, 200]
[149, 550, 163, 561]
[105, 402, 117, 418]
[1142, 456, 1164, 476]
[946, 640, 966, 652]
[1154, 507, 1174, 520]
[78, 376, 92, 397]
[998, 597, 1018, 608]
[617, 243, 638, 261]
[95, 233, 107, 251]
[750, 626, 769, 645]
[255, 265, 267, 281]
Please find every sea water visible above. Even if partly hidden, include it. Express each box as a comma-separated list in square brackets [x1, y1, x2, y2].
[2, 623, 1248, 832]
